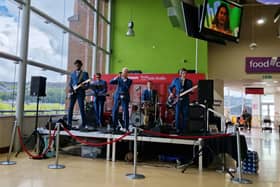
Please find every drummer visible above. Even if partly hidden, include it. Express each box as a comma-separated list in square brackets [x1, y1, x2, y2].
[141, 80, 158, 105]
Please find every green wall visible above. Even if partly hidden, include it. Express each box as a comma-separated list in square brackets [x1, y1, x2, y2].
[110, 0, 208, 74]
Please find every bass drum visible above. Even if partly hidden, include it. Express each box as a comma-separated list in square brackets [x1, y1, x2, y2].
[129, 111, 144, 127]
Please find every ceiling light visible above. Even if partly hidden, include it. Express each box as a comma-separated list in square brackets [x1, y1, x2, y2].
[273, 80, 279, 83]
[256, 18, 265, 25]
[126, 21, 135, 37]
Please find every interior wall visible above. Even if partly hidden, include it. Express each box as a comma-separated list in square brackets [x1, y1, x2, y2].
[208, 6, 280, 81]
[110, 0, 208, 74]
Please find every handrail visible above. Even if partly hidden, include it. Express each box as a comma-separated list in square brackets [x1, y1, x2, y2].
[0, 109, 67, 115]
[207, 108, 226, 133]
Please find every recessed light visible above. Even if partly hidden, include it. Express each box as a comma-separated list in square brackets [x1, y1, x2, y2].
[256, 18, 265, 25]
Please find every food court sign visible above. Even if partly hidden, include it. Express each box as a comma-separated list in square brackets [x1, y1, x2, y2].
[245, 57, 280, 73]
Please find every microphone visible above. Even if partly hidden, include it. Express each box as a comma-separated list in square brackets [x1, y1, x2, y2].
[135, 86, 141, 91]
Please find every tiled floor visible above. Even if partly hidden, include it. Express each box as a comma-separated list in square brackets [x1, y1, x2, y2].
[0, 128, 279, 187]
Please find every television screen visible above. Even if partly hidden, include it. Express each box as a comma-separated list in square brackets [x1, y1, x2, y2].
[181, 2, 226, 45]
[200, 0, 243, 42]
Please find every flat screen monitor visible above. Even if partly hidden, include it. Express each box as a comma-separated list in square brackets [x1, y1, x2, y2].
[199, 0, 243, 42]
[181, 2, 226, 45]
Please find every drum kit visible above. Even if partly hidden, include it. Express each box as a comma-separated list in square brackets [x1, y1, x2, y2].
[129, 100, 164, 128]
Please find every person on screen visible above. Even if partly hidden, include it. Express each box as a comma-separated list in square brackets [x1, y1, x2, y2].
[211, 4, 232, 35]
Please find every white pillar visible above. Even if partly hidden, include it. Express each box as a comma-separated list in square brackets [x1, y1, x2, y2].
[14, 0, 31, 151]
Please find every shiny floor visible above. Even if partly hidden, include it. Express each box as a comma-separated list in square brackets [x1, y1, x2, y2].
[0, 128, 279, 187]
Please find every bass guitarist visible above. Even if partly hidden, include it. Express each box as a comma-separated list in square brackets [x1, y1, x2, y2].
[67, 59, 89, 130]
[168, 68, 193, 135]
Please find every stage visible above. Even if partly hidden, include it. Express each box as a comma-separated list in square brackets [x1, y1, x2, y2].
[38, 126, 248, 171]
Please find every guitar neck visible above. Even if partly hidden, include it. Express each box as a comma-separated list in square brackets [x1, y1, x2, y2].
[73, 79, 91, 91]
[179, 85, 198, 97]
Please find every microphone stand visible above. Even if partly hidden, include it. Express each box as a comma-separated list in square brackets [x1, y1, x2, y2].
[135, 86, 142, 127]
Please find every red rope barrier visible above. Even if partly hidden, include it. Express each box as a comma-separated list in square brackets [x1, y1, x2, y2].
[17, 127, 57, 159]
[62, 126, 132, 147]
[142, 129, 231, 140]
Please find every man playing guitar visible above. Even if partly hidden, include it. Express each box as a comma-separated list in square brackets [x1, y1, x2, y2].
[67, 59, 89, 130]
[168, 68, 193, 135]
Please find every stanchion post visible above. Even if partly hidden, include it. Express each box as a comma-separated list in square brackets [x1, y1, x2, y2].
[106, 124, 111, 161]
[231, 127, 252, 184]
[198, 138, 203, 171]
[48, 123, 65, 169]
[126, 127, 145, 179]
[0, 120, 18, 165]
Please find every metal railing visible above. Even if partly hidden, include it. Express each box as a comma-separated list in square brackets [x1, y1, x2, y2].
[0, 109, 67, 116]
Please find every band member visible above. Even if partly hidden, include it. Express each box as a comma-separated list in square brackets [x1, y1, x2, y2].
[142, 80, 158, 126]
[67, 59, 89, 129]
[90, 73, 107, 127]
[110, 67, 132, 132]
[142, 80, 158, 105]
[168, 68, 192, 135]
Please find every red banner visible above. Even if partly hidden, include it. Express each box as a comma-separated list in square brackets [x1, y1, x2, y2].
[98, 73, 205, 114]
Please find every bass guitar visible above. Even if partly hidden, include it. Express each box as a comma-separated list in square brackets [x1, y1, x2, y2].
[166, 85, 198, 108]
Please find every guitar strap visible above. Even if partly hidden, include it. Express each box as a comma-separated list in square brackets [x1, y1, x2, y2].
[77, 70, 84, 84]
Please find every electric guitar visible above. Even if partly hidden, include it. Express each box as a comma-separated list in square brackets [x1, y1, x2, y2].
[67, 78, 91, 98]
[166, 85, 198, 108]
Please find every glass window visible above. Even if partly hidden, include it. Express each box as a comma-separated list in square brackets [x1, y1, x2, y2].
[0, 0, 21, 56]
[31, 0, 75, 28]
[0, 58, 18, 115]
[96, 50, 106, 73]
[28, 11, 68, 70]
[98, 0, 109, 20]
[31, 0, 96, 43]
[98, 16, 108, 50]
[261, 94, 274, 103]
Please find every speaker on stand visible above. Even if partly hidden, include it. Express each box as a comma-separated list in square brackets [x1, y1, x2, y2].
[22, 76, 47, 156]
[198, 80, 214, 134]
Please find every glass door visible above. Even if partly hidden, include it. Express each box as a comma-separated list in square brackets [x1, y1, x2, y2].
[261, 103, 275, 126]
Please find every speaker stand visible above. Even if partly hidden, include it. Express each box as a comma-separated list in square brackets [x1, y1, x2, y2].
[16, 96, 43, 157]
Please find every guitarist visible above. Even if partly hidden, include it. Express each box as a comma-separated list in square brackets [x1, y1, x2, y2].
[168, 68, 193, 135]
[67, 59, 89, 130]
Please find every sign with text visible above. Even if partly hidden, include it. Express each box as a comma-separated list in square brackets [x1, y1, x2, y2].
[245, 57, 280, 73]
[245, 87, 264, 95]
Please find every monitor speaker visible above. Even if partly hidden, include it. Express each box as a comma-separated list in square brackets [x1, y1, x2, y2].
[198, 80, 213, 107]
[30, 76, 46, 97]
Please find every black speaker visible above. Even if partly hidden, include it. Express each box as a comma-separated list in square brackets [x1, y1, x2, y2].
[198, 80, 213, 107]
[189, 105, 204, 120]
[187, 120, 205, 133]
[30, 76, 46, 97]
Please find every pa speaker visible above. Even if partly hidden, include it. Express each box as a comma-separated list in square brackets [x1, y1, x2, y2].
[189, 105, 204, 120]
[187, 120, 205, 133]
[30, 76, 46, 97]
[198, 80, 213, 107]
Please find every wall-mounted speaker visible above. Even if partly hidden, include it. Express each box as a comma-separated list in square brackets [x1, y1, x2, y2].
[167, 7, 180, 27]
